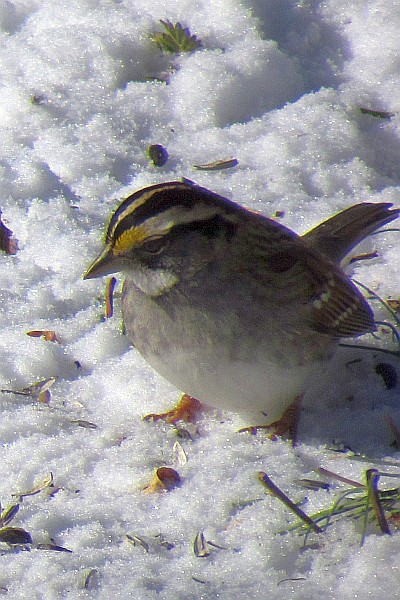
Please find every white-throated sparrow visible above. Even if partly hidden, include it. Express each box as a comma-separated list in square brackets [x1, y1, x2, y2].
[84, 181, 399, 425]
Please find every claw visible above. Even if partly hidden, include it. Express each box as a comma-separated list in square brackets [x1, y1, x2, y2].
[238, 395, 302, 445]
[144, 394, 202, 424]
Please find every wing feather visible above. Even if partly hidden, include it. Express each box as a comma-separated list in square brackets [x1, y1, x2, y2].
[235, 218, 375, 338]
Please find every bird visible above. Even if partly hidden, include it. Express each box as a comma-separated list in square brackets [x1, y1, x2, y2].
[84, 181, 399, 431]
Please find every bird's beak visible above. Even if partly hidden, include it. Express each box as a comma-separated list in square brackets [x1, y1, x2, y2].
[83, 245, 122, 280]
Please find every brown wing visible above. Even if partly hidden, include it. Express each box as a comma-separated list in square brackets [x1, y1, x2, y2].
[237, 218, 375, 338]
[298, 250, 376, 336]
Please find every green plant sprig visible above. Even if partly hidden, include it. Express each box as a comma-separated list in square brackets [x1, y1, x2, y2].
[287, 469, 400, 545]
[150, 20, 202, 54]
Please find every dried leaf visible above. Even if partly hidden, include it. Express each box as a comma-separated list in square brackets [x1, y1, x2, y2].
[277, 577, 307, 586]
[2, 377, 57, 401]
[126, 534, 150, 552]
[0, 211, 18, 255]
[0, 527, 32, 545]
[154, 533, 175, 550]
[297, 479, 330, 491]
[27, 330, 58, 342]
[30, 94, 47, 105]
[193, 158, 239, 171]
[22, 377, 57, 398]
[193, 531, 211, 557]
[360, 107, 395, 119]
[192, 577, 207, 584]
[70, 419, 99, 429]
[144, 467, 181, 494]
[172, 441, 187, 467]
[38, 390, 51, 404]
[15, 472, 54, 499]
[36, 543, 73, 553]
[0, 504, 19, 527]
[82, 569, 99, 589]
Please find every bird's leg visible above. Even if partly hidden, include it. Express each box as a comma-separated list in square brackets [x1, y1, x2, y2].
[238, 395, 303, 444]
[144, 393, 303, 443]
[144, 394, 202, 424]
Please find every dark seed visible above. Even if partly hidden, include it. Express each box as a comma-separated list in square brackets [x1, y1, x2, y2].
[148, 144, 169, 166]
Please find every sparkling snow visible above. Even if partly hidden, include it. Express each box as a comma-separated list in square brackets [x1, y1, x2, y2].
[1, 1, 400, 598]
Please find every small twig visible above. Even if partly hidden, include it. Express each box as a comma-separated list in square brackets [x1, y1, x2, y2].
[349, 251, 378, 264]
[365, 469, 391, 539]
[317, 468, 364, 489]
[258, 472, 322, 534]
[105, 276, 117, 318]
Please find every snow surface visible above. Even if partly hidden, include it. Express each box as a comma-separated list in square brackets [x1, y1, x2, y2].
[1, 0, 400, 598]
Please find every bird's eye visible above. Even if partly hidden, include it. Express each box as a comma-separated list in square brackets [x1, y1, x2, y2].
[140, 236, 166, 255]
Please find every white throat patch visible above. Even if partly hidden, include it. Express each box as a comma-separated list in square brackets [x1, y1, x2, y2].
[132, 265, 178, 296]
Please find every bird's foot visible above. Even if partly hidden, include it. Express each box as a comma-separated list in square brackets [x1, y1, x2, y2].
[144, 394, 202, 424]
[238, 395, 302, 444]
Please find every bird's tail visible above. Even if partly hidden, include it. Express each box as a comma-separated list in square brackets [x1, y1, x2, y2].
[302, 202, 399, 264]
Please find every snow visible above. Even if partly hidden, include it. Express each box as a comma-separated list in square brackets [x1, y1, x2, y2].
[1, 0, 400, 597]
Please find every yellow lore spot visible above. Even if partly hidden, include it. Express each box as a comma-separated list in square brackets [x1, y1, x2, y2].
[113, 226, 148, 256]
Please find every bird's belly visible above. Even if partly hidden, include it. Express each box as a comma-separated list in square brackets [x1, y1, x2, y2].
[144, 349, 320, 422]
[122, 285, 333, 422]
